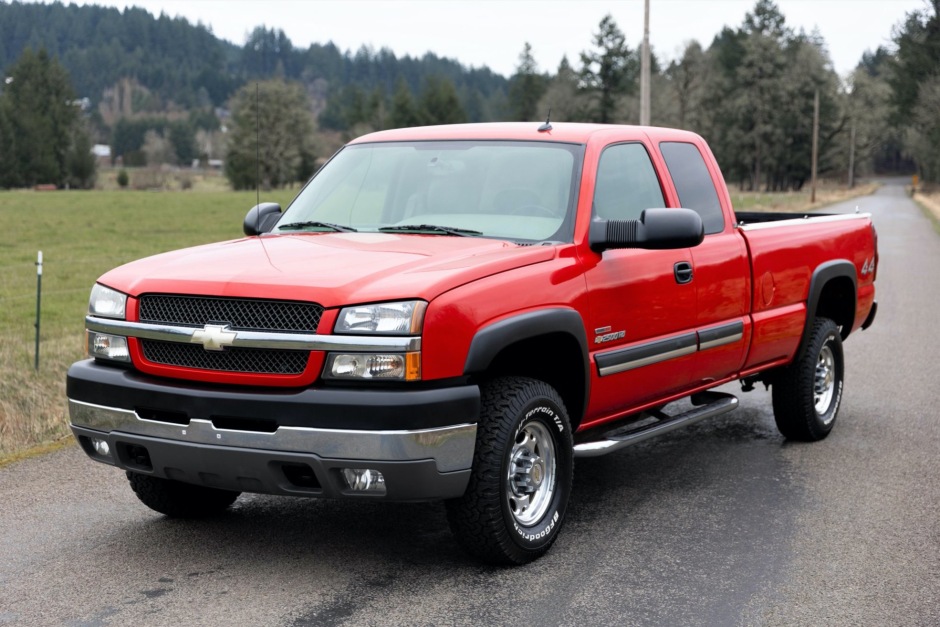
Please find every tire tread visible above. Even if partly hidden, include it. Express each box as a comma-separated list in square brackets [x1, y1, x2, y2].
[446, 376, 573, 565]
[772, 317, 843, 441]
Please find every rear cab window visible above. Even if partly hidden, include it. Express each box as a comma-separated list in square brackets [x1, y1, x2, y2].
[659, 142, 725, 235]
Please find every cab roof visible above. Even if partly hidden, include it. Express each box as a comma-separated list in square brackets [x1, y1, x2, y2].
[349, 122, 705, 146]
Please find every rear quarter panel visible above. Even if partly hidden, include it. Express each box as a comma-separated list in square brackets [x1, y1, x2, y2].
[738, 214, 876, 371]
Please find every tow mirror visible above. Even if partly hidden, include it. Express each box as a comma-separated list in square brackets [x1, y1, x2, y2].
[243, 203, 282, 236]
[589, 208, 704, 252]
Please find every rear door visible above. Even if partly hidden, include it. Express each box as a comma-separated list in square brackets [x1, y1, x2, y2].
[659, 140, 750, 385]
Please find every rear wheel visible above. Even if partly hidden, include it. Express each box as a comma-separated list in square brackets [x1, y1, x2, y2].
[446, 376, 573, 565]
[127, 472, 240, 518]
[772, 317, 844, 441]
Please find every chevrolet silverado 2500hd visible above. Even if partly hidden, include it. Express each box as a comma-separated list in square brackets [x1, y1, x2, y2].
[67, 123, 878, 564]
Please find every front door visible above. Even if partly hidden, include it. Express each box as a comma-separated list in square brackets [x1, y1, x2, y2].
[581, 142, 699, 427]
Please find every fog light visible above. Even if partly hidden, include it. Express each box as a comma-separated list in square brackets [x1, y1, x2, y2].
[87, 331, 130, 362]
[341, 468, 386, 494]
[327, 352, 421, 380]
[91, 438, 110, 457]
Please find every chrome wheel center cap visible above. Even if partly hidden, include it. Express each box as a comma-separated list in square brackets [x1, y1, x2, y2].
[531, 461, 544, 487]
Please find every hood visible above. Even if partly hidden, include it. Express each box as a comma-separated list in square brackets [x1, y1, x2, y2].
[98, 232, 556, 307]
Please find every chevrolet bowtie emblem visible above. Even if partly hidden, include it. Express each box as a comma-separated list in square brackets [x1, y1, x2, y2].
[191, 324, 237, 351]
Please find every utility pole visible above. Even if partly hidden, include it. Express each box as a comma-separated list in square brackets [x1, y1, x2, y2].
[810, 89, 819, 204]
[640, 0, 651, 126]
[847, 119, 856, 189]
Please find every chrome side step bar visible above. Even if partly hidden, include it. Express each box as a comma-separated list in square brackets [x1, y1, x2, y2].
[573, 392, 739, 458]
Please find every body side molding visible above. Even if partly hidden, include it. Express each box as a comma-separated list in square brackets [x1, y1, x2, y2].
[595, 319, 746, 377]
[596, 333, 698, 376]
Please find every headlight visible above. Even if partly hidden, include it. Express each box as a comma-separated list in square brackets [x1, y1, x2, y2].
[89, 284, 127, 319]
[335, 301, 426, 335]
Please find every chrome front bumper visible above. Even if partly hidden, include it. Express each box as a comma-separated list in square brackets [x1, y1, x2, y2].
[69, 398, 476, 501]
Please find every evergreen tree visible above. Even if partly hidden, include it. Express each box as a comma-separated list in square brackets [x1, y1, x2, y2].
[508, 43, 546, 121]
[843, 67, 894, 180]
[538, 56, 589, 122]
[168, 120, 197, 165]
[579, 15, 636, 123]
[367, 87, 386, 130]
[889, 0, 940, 119]
[0, 100, 13, 189]
[694, 0, 844, 191]
[66, 123, 96, 188]
[889, 0, 940, 181]
[419, 76, 467, 125]
[225, 79, 316, 190]
[0, 48, 95, 188]
[666, 42, 707, 130]
[389, 79, 421, 128]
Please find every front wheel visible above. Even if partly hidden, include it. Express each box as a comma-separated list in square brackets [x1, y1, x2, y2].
[127, 472, 240, 518]
[772, 317, 845, 441]
[446, 377, 574, 565]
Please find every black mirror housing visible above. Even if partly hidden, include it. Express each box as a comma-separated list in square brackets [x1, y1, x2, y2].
[589, 208, 704, 252]
[243, 203, 282, 236]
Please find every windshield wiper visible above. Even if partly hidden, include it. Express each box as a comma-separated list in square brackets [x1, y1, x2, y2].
[277, 221, 358, 233]
[379, 224, 482, 237]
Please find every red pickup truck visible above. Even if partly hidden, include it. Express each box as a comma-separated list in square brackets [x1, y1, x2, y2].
[67, 123, 877, 564]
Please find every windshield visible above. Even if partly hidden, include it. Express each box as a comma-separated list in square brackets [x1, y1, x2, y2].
[274, 141, 583, 243]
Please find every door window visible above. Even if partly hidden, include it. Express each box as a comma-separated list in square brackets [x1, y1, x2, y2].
[593, 143, 665, 221]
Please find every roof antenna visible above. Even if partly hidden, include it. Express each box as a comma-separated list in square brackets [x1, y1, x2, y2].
[538, 108, 552, 133]
[255, 80, 261, 234]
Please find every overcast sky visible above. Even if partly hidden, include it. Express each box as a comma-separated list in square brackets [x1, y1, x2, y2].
[70, 0, 928, 77]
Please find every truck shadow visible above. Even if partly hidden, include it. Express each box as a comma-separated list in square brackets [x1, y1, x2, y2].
[89, 403, 802, 625]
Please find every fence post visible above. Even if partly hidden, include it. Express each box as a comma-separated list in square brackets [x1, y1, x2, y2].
[35, 250, 42, 370]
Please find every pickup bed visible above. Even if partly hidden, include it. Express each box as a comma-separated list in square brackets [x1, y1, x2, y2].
[67, 122, 877, 564]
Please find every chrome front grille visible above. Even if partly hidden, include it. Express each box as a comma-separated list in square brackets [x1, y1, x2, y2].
[138, 295, 322, 333]
[137, 294, 320, 375]
[141, 340, 309, 374]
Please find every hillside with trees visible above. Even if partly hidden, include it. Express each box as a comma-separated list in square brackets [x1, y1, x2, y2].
[0, 0, 937, 190]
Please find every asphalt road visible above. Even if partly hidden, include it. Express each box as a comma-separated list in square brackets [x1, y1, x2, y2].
[2, 180, 938, 626]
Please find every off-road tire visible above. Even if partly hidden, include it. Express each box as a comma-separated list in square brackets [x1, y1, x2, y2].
[445, 376, 574, 565]
[772, 317, 844, 441]
[127, 472, 240, 518]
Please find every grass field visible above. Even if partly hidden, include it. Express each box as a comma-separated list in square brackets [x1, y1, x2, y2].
[0, 182, 877, 460]
[729, 182, 879, 212]
[0, 189, 297, 458]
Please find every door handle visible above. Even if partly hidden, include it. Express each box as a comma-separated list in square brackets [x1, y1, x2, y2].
[674, 261, 693, 284]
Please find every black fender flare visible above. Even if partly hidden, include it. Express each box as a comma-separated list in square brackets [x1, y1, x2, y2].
[463, 308, 590, 417]
[798, 259, 857, 359]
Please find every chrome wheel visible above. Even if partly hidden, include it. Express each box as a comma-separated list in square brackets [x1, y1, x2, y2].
[507, 422, 556, 526]
[814, 344, 836, 419]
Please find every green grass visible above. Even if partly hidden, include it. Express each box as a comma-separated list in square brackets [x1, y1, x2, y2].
[729, 183, 879, 213]
[0, 189, 297, 458]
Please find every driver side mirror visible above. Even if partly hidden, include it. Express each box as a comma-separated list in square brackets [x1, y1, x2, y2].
[243, 202, 282, 236]
[589, 208, 704, 252]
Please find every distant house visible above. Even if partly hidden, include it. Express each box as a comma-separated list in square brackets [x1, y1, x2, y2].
[92, 144, 111, 165]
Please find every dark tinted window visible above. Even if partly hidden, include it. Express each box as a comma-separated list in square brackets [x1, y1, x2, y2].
[593, 143, 665, 221]
[660, 142, 725, 234]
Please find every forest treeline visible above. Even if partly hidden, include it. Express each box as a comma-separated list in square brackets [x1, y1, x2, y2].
[0, 0, 938, 190]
